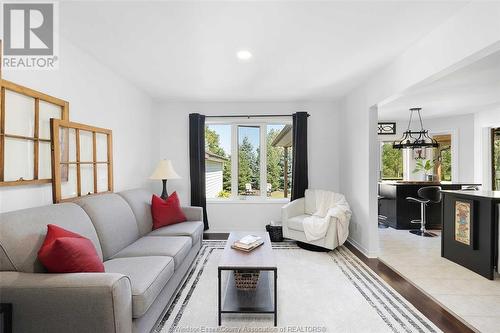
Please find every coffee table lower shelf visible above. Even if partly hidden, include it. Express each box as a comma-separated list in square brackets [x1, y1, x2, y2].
[218, 269, 277, 326]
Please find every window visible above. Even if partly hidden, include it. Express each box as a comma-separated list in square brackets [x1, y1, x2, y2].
[205, 120, 292, 200]
[238, 125, 260, 196]
[205, 124, 231, 198]
[0, 80, 69, 186]
[493, 128, 500, 191]
[267, 124, 292, 198]
[51, 120, 113, 203]
[380, 142, 403, 180]
[434, 134, 452, 182]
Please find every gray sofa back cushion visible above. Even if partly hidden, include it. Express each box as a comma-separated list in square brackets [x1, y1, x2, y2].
[75, 194, 140, 260]
[118, 189, 153, 237]
[0, 203, 102, 273]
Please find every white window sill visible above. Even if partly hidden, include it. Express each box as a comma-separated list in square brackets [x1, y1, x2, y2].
[207, 198, 290, 204]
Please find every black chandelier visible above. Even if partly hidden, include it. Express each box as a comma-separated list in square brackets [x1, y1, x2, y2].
[393, 108, 439, 149]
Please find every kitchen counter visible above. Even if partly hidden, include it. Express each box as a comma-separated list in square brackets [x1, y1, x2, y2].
[378, 182, 480, 229]
[441, 190, 500, 279]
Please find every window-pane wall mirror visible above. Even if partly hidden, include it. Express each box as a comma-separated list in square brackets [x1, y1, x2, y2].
[51, 119, 113, 203]
[0, 80, 69, 186]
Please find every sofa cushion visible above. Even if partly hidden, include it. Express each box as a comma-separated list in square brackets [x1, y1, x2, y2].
[151, 193, 187, 229]
[118, 188, 154, 237]
[38, 224, 104, 273]
[287, 214, 311, 232]
[304, 189, 317, 215]
[112, 236, 192, 269]
[0, 203, 102, 273]
[148, 221, 203, 244]
[104, 256, 174, 318]
[75, 194, 140, 260]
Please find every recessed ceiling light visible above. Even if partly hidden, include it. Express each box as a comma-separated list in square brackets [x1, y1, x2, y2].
[236, 50, 252, 61]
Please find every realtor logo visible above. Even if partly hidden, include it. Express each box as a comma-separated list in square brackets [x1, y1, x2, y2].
[1, 2, 59, 70]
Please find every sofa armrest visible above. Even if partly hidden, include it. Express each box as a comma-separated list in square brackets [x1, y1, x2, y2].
[182, 206, 203, 222]
[0, 271, 132, 333]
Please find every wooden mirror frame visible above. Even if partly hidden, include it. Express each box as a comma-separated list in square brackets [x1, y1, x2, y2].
[0, 79, 69, 186]
[50, 119, 113, 203]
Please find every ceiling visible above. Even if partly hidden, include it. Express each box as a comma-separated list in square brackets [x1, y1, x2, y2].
[379, 50, 500, 120]
[60, 1, 467, 101]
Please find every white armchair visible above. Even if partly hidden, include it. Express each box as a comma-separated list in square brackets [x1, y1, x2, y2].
[282, 189, 351, 250]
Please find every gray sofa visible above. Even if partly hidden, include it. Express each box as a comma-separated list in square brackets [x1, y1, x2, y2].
[0, 188, 204, 333]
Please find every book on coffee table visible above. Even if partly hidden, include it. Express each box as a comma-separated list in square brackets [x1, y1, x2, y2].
[231, 240, 264, 252]
[231, 235, 264, 252]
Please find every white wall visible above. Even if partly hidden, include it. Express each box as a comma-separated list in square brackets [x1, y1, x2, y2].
[0, 37, 155, 212]
[378, 114, 475, 182]
[339, 2, 500, 257]
[153, 101, 340, 232]
[474, 106, 500, 190]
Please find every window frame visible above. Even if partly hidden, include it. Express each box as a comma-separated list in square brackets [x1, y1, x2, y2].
[50, 119, 113, 203]
[0, 79, 69, 186]
[206, 117, 292, 203]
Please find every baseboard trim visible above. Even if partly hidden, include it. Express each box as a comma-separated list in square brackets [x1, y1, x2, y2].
[346, 237, 378, 258]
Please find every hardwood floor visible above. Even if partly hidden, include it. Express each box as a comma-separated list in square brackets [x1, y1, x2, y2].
[204, 232, 474, 333]
[344, 242, 474, 333]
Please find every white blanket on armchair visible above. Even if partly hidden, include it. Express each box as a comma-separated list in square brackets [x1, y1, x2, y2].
[303, 190, 352, 244]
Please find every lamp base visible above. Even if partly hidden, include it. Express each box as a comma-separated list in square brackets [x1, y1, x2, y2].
[160, 179, 169, 199]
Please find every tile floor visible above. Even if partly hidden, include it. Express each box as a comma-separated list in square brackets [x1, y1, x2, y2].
[379, 228, 500, 333]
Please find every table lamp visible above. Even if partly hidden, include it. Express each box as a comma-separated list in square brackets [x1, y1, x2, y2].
[150, 159, 181, 199]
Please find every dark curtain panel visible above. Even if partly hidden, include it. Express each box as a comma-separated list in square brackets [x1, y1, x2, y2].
[291, 112, 309, 201]
[189, 113, 209, 230]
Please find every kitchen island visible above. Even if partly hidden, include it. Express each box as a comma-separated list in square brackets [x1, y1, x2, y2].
[378, 181, 479, 229]
[441, 190, 500, 279]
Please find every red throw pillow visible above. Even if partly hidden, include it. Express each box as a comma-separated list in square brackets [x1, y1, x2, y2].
[151, 192, 187, 229]
[38, 224, 104, 273]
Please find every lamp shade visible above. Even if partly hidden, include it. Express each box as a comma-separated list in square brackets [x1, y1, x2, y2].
[150, 160, 181, 180]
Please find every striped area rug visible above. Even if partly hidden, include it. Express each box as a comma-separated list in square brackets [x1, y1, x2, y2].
[155, 241, 440, 333]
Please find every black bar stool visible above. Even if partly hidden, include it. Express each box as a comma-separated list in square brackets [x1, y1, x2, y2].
[378, 195, 389, 228]
[406, 186, 442, 237]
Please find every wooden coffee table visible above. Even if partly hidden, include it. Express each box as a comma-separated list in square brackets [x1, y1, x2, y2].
[218, 232, 277, 326]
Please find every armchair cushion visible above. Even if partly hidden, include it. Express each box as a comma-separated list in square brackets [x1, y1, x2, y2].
[287, 214, 309, 232]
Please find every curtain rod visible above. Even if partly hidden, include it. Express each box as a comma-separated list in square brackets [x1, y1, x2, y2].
[205, 113, 309, 118]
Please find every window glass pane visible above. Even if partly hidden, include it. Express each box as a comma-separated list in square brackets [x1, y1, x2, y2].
[205, 124, 231, 198]
[97, 164, 109, 192]
[493, 129, 500, 191]
[79, 130, 93, 162]
[266, 124, 292, 198]
[381, 142, 403, 180]
[39, 101, 62, 140]
[238, 125, 260, 197]
[96, 133, 108, 162]
[59, 127, 77, 163]
[80, 164, 94, 195]
[38, 141, 52, 179]
[4, 138, 34, 181]
[4, 90, 35, 137]
[61, 164, 78, 199]
[433, 134, 452, 182]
